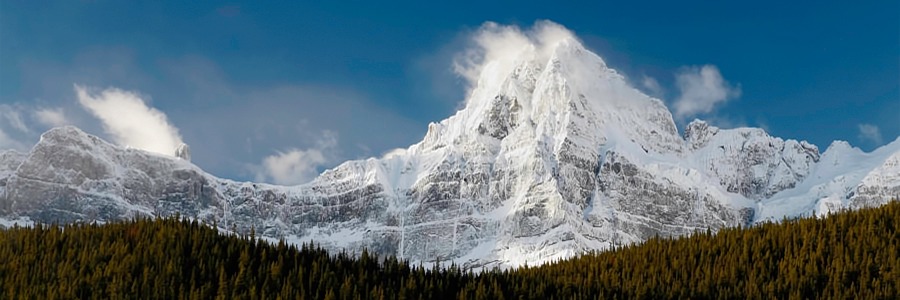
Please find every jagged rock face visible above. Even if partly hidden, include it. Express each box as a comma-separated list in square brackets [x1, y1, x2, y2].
[684, 120, 719, 150]
[0, 151, 24, 176]
[175, 143, 191, 161]
[850, 151, 900, 209]
[1, 38, 898, 269]
[0, 150, 26, 207]
[2, 127, 219, 223]
[596, 151, 747, 238]
[685, 121, 820, 200]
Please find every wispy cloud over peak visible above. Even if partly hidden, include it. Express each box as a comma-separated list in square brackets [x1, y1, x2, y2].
[0, 105, 29, 134]
[453, 20, 580, 96]
[34, 107, 69, 128]
[640, 75, 663, 98]
[75, 85, 184, 156]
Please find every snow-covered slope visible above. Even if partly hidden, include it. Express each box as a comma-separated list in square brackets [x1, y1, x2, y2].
[1, 37, 897, 269]
[757, 139, 900, 221]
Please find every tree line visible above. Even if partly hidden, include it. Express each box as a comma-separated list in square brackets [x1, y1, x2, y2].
[0, 200, 897, 299]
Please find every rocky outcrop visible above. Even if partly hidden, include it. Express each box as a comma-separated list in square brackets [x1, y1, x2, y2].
[175, 143, 191, 161]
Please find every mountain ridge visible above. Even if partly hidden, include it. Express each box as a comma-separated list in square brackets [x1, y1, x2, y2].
[1, 35, 898, 269]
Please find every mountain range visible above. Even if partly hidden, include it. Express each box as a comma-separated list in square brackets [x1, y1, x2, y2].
[1, 37, 897, 269]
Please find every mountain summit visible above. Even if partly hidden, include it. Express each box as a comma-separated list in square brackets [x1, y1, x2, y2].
[1, 30, 898, 269]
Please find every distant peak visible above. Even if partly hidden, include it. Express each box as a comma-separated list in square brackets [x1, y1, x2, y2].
[40, 126, 93, 143]
[824, 140, 860, 156]
[43, 125, 86, 135]
[684, 119, 719, 149]
[827, 140, 853, 150]
[32, 126, 122, 160]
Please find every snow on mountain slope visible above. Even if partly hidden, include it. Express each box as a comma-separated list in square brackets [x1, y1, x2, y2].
[684, 120, 820, 200]
[0, 30, 897, 269]
[756, 138, 900, 221]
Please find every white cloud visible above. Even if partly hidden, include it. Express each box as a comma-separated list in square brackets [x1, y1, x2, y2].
[0, 105, 31, 150]
[673, 65, 740, 119]
[641, 75, 663, 97]
[256, 131, 338, 185]
[75, 85, 184, 156]
[857, 123, 883, 145]
[13, 50, 422, 182]
[0, 104, 73, 150]
[0, 127, 27, 151]
[0, 105, 29, 133]
[33, 107, 69, 127]
[453, 20, 578, 97]
[382, 147, 408, 159]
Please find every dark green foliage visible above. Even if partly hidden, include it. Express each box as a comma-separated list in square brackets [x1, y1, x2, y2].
[1, 201, 898, 299]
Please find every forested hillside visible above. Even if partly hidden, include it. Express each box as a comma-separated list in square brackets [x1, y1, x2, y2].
[1, 201, 897, 299]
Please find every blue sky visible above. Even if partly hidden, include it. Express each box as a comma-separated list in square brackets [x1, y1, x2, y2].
[1, 1, 897, 183]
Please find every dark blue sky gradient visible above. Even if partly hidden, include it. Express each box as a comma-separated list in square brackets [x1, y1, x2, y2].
[1, 1, 897, 179]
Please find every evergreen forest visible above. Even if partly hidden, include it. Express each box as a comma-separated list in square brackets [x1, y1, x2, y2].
[1, 201, 897, 299]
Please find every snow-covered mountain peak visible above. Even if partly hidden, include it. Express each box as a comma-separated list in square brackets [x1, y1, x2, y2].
[822, 140, 862, 159]
[1, 24, 897, 269]
[430, 31, 683, 164]
[39, 125, 102, 147]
